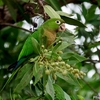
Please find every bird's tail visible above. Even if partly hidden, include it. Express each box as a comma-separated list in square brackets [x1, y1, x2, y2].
[8, 57, 26, 71]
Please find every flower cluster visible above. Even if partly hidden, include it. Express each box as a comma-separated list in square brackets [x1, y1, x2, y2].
[30, 45, 86, 80]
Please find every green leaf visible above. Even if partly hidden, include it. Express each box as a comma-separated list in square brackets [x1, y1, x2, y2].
[57, 11, 72, 17]
[56, 72, 80, 86]
[97, 0, 100, 6]
[31, 37, 40, 54]
[61, 16, 85, 27]
[53, 35, 74, 52]
[44, 5, 61, 18]
[81, 4, 87, 19]
[3, 0, 17, 21]
[33, 62, 44, 85]
[53, 30, 75, 52]
[77, 95, 85, 100]
[45, 93, 52, 100]
[64, 92, 71, 100]
[15, 63, 33, 80]
[53, 84, 65, 100]
[61, 52, 86, 62]
[0, 67, 20, 92]
[55, 41, 70, 51]
[14, 64, 33, 92]
[45, 76, 55, 100]
[45, 0, 61, 10]
[0, 0, 3, 5]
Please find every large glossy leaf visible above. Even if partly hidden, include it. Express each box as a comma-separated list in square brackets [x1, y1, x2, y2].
[44, 5, 61, 18]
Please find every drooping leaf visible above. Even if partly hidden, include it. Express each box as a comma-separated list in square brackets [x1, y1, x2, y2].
[33, 62, 44, 85]
[45, 76, 55, 100]
[61, 16, 86, 27]
[61, 52, 86, 63]
[56, 72, 80, 86]
[0, 67, 20, 92]
[64, 92, 71, 100]
[53, 84, 65, 100]
[14, 63, 33, 92]
[15, 63, 33, 80]
[44, 5, 61, 18]
[45, 93, 52, 100]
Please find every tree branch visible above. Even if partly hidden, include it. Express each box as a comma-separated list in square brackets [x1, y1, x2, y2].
[0, 23, 32, 32]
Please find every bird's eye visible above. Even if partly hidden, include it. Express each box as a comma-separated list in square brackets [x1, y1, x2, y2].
[55, 20, 61, 24]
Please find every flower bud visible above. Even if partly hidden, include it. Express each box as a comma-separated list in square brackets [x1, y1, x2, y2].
[45, 69, 50, 75]
[58, 56, 62, 61]
[41, 45, 45, 48]
[57, 51, 63, 54]
[62, 70, 67, 76]
[44, 49, 48, 53]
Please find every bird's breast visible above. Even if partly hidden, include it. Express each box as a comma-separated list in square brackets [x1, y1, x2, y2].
[43, 29, 56, 46]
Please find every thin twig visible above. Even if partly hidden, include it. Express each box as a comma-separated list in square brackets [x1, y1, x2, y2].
[0, 23, 32, 33]
[81, 78, 98, 95]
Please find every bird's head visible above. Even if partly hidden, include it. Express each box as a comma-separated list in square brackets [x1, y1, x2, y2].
[43, 18, 66, 32]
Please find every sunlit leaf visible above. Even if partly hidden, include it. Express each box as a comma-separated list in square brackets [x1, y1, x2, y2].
[57, 11, 72, 17]
[45, 0, 61, 10]
[77, 95, 85, 100]
[44, 5, 61, 18]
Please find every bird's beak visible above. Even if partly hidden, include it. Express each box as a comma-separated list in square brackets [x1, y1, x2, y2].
[58, 23, 66, 32]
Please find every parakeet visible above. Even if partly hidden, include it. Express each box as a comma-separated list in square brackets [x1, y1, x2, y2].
[8, 18, 66, 71]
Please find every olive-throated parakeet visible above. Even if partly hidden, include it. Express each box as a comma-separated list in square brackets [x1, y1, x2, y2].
[8, 18, 66, 71]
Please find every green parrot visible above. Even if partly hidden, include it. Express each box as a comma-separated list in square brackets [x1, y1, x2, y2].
[8, 18, 66, 71]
